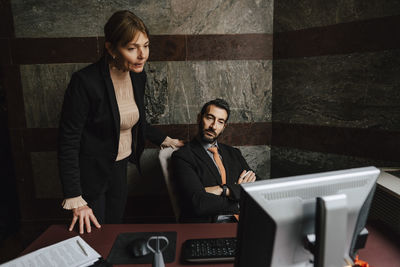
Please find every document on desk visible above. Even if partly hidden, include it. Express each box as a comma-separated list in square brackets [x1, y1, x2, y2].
[2, 236, 101, 267]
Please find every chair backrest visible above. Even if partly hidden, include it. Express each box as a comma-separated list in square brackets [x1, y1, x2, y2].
[158, 147, 180, 222]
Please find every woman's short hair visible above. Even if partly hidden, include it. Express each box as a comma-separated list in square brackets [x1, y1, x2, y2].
[104, 10, 149, 58]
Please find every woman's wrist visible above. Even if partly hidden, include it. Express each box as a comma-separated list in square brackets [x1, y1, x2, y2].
[62, 196, 87, 210]
[160, 136, 184, 149]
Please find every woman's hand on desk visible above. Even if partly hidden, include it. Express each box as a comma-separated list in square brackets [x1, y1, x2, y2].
[69, 205, 101, 234]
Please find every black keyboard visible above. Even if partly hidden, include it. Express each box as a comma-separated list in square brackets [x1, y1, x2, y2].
[181, 237, 237, 263]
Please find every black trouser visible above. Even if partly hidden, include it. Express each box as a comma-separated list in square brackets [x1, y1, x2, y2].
[85, 158, 129, 224]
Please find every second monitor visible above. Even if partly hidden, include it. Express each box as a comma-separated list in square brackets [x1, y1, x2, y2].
[235, 166, 380, 267]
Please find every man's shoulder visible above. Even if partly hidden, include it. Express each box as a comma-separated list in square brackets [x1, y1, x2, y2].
[219, 142, 240, 153]
[218, 143, 245, 161]
[172, 140, 196, 158]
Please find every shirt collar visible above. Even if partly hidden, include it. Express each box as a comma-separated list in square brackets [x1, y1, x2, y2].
[197, 136, 219, 151]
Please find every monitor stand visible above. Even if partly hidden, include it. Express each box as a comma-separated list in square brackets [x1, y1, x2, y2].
[314, 194, 348, 267]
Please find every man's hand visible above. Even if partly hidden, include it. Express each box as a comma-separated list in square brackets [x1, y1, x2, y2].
[237, 170, 256, 184]
[69, 205, 101, 234]
[205, 185, 223, 195]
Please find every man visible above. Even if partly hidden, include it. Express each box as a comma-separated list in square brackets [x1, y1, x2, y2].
[172, 99, 257, 222]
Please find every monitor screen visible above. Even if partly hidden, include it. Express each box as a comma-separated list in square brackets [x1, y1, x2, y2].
[235, 166, 380, 267]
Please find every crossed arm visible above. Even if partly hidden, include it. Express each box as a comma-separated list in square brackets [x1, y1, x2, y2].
[204, 170, 256, 196]
[172, 151, 256, 217]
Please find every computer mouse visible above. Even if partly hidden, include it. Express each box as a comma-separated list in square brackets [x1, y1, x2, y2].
[129, 238, 151, 257]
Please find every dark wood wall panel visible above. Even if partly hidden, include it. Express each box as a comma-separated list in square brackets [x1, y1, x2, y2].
[275, 15, 400, 59]
[11, 37, 100, 64]
[20, 122, 399, 162]
[149, 35, 186, 61]
[10, 34, 273, 64]
[0, 38, 11, 64]
[187, 34, 272, 60]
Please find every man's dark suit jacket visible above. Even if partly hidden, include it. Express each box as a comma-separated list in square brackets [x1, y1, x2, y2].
[171, 138, 255, 222]
[58, 57, 166, 199]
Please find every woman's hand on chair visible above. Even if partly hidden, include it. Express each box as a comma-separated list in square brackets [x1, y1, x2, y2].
[161, 136, 184, 149]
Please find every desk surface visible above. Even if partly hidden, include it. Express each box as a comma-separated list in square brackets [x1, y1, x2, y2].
[22, 223, 400, 267]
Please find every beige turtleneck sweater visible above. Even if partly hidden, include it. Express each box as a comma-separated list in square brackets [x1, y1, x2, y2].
[110, 67, 140, 161]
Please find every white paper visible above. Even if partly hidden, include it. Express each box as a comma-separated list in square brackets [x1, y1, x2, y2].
[1, 236, 101, 267]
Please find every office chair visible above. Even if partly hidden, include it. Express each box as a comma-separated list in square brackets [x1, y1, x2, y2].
[158, 147, 181, 222]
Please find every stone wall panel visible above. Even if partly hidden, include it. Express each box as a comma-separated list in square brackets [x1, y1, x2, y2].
[12, 0, 273, 37]
[273, 50, 400, 130]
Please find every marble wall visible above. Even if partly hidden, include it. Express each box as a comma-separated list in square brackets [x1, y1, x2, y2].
[272, 0, 400, 177]
[21, 61, 272, 128]
[11, 0, 273, 37]
[271, 147, 398, 178]
[144, 61, 272, 124]
[10, 0, 399, 222]
[273, 50, 400, 130]
[7, 0, 273, 213]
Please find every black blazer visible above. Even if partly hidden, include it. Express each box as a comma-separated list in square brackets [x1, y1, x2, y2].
[58, 57, 166, 199]
[171, 138, 256, 222]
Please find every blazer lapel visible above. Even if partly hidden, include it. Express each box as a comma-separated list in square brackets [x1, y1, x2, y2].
[130, 72, 143, 123]
[100, 58, 120, 136]
[191, 139, 223, 184]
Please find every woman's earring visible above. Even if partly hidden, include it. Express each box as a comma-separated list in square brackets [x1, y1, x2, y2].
[112, 55, 116, 60]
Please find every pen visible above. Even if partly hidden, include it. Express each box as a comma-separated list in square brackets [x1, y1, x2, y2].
[77, 239, 88, 256]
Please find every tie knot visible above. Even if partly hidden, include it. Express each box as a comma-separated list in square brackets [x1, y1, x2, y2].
[207, 146, 218, 154]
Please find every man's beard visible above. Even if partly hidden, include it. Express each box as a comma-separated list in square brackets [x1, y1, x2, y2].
[199, 127, 220, 143]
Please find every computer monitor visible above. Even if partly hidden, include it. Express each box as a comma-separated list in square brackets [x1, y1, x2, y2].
[235, 166, 380, 267]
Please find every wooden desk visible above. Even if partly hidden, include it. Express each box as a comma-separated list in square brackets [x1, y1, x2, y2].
[22, 223, 236, 267]
[22, 223, 400, 267]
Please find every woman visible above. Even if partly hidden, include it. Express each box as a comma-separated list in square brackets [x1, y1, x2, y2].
[58, 10, 183, 234]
